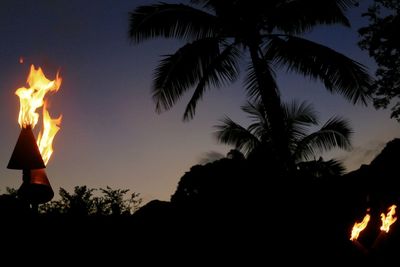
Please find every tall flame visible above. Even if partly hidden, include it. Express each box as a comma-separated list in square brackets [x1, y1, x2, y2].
[37, 102, 62, 165]
[380, 205, 397, 233]
[15, 65, 61, 129]
[15, 64, 62, 164]
[350, 213, 370, 241]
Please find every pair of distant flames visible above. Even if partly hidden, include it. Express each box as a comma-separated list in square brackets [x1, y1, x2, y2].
[350, 205, 397, 241]
[16, 64, 62, 165]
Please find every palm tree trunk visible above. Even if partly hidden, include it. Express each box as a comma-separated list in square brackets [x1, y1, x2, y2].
[249, 44, 293, 175]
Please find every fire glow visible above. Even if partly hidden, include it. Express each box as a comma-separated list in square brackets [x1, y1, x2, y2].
[350, 205, 398, 243]
[380, 205, 397, 233]
[15, 64, 62, 164]
[350, 213, 370, 241]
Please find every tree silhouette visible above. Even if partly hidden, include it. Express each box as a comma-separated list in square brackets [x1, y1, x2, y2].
[0, 187, 30, 216]
[171, 153, 248, 210]
[215, 100, 352, 177]
[2, 187, 18, 198]
[129, 0, 371, 173]
[39, 186, 142, 216]
[98, 186, 142, 215]
[358, 0, 400, 121]
[40, 186, 96, 216]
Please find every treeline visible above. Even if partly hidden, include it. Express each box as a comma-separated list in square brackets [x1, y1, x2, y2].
[0, 185, 142, 216]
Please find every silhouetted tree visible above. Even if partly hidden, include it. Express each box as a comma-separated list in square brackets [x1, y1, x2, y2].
[359, 0, 400, 120]
[171, 153, 248, 211]
[226, 148, 245, 160]
[215, 100, 351, 177]
[198, 151, 225, 164]
[42, 186, 96, 216]
[39, 186, 142, 216]
[0, 187, 30, 216]
[99, 186, 142, 215]
[2, 187, 18, 198]
[129, 0, 371, 173]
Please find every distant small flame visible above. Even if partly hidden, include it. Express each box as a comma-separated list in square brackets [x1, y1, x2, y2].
[37, 102, 62, 165]
[19, 57, 24, 64]
[380, 205, 397, 233]
[350, 213, 370, 241]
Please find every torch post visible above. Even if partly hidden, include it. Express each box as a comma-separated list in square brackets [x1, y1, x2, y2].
[8, 127, 54, 212]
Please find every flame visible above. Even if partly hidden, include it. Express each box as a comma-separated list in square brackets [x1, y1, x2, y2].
[37, 102, 62, 165]
[15, 64, 62, 164]
[350, 213, 370, 241]
[19, 57, 24, 64]
[380, 205, 397, 233]
[15, 65, 62, 128]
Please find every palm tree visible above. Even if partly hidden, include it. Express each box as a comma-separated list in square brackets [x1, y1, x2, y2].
[129, 0, 370, 172]
[215, 100, 352, 176]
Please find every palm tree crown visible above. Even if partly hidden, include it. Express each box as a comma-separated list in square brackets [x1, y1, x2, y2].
[129, 0, 370, 172]
[215, 100, 352, 174]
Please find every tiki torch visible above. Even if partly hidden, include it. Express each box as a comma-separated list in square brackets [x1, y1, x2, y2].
[7, 65, 62, 209]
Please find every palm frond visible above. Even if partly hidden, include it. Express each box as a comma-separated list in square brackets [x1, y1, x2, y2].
[214, 116, 261, 156]
[241, 101, 266, 124]
[271, 0, 353, 34]
[190, 0, 217, 11]
[152, 38, 221, 113]
[283, 100, 318, 150]
[243, 63, 278, 101]
[295, 116, 353, 161]
[333, 0, 360, 10]
[129, 3, 218, 43]
[183, 44, 241, 120]
[323, 158, 346, 176]
[241, 101, 269, 140]
[297, 158, 346, 178]
[284, 100, 318, 126]
[265, 36, 372, 105]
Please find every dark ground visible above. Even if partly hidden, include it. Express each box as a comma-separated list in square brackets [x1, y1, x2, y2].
[2, 139, 400, 265]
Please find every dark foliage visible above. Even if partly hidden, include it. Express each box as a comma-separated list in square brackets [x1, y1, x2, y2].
[215, 100, 351, 177]
[359, 0, 400, 120]
[1, 139, 400, 264]
[39, 185, 142, 216]
[167, 139, 400, 265]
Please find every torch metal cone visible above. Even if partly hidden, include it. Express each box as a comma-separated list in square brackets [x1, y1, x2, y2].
[18, 169, 54, 204]
[7, 126, 46, 170]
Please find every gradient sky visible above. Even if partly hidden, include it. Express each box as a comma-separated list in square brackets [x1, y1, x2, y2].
[0, 0, 399, 203]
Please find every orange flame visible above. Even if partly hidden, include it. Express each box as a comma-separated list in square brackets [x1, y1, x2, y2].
[37, 102, 62, 165]
[380, 205, 397, 233]
[15, 65, 61, 129]
[15, 64, 62, 164]
[350, 213, 370, 241]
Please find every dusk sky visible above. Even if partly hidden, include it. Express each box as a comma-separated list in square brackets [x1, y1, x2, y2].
[0, 0, 399, 203]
